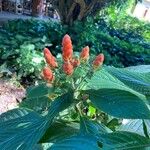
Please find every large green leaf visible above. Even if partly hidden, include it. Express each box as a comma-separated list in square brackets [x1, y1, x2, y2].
[99, 131, 150, 150]
[105, 66, 150, 96]
[0, 108, 46, 150]
[86, 68, 146, 101]
[0, 92, 74, 150]
[0, 108, 32, 122]
[40, 120, 79, 143]
[86, 67, 150, 119]
[48, 119, 150, 150]
[20, 96, 51, 114]
[88, 89, 150, 119]
[49, 134, 101, 150]
[46, 91, 74, 119]
[20, 84, 53, 113]
[79, 118, 150, 149]
[26, 84, 51, 98]
[80, 117, 112, 135]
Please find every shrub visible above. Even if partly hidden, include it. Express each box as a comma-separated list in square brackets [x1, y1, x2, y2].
[0, 19, 64, 81]
[0, 35, 150, 149]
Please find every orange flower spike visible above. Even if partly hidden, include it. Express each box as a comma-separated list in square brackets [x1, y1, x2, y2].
[80, 46, 89, 61]
[62, 34, 73, 61]
[44, 48, 52, 57]
[63, 62, 74, 75]
[62, 34, 72, 45]
[42, 67, 55, 83]
[93, 53, 104, 68]
[51, 56, 58, 68]
[44, 48, 58, 68]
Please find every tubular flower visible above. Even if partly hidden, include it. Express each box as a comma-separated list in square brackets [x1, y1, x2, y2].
[62, 34, 73, 61]
[80, 46, 89, 61]
[93, 53, 104, 68]
[63, 62, 74, 75]
[44, 48, 58, 68]
[71, 58, 80, 68]
[42, 67, 55, 82]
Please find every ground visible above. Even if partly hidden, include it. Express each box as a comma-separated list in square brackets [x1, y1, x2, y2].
[0, 80, 25, 114]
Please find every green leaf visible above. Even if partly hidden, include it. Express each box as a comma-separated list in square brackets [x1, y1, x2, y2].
[49, 134, 101, 150]
[105, 66, 150, 96]
[20, 96, 51, 114]
[20, 84, 53, 113]
[99, 131, 150, 150]
[0, 92, 74, 150]
[88, 89, 150, 119]
[86, 67, 150, 119]
[80, 117, 112, 135]
[26, 84, 51, 98]
[0, 108, 32, 122]
[0, 108, 46, 150]
[88, 105, 96, 117]
[40, 120, 79, 143]
[87, 68, 146, 101]
[46, 91, 74, 119]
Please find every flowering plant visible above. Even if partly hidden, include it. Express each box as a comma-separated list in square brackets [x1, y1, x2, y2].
[42, 35, 104, 93]
[0, 35, 150, 149]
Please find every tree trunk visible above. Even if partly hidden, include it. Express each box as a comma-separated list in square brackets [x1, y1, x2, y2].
[50, 0, 112, 26]
[32, 0, 44, 17]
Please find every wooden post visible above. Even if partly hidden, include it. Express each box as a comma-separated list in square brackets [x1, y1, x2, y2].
[32, 0, 44, 17]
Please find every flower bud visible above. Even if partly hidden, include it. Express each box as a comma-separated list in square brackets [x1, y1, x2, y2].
[80, 46, 89, 61]
[93, 53, 104, 68]
[71, 58, 80, 68]
[62, 34, 73, 61]
[62, 34, 72, 45]
[44, 48, 58, 68]
[42, 67, 55, 82]
[44, 48, 52, 57]
[63, 62, 74, 75]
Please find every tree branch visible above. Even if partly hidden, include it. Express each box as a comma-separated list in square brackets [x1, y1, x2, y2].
[66, 1, 77, 22]
[76, 0, 86, 20]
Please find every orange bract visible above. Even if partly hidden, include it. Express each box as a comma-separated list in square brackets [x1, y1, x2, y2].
[62, 34, 73, 61]
[63, 62, 74, 75]
[62, 34, 71, 45]
[44, 48, 52, 56]
[93, 53, 104, 68]
[44, 48, 58, 68]
[80, 46, 89, 61]
[71, 58, 80, 68]
[43, 67, 55, 82]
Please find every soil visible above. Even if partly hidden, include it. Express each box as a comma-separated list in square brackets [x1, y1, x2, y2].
[0, 79, 25, 114]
